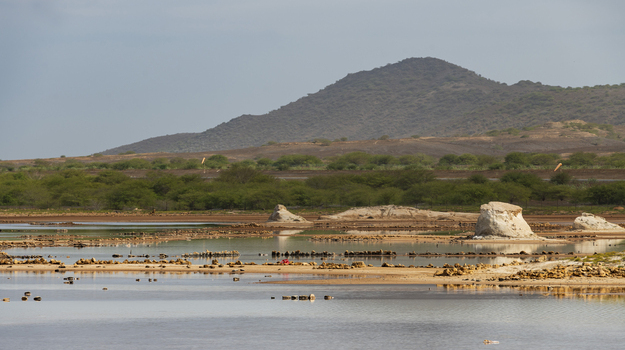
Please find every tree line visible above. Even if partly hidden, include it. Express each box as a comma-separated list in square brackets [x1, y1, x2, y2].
[3, 151, 625, 173]
[1, 166, 624, 211]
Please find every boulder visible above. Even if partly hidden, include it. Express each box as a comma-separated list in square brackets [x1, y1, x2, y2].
[573, 213, 625, 231]
[474, 202, 537, 239]
[267, 205, 308, 222]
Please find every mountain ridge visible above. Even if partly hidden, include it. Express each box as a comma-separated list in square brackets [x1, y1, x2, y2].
[102, 57, 625, 155]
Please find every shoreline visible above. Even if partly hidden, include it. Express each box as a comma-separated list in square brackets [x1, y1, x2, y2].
[2, 262, 625, 288]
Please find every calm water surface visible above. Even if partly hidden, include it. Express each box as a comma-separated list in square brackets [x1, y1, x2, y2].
[1, 272, 624, 350]
[2, 223, 625, 349]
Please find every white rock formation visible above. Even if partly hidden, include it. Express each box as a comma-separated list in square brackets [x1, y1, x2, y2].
[267, 204, 308, 222]
[573, 213, 625, 231]
[318, 205, 478, 221]
[474, 202, 537, 239]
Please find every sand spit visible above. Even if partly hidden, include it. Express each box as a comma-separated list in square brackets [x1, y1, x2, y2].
[2, 257, 625, 288]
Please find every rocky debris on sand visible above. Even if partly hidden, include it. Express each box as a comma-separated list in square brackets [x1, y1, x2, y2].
[267, 204, 308, 222]
[494, 263, 625, 281]
[474, 202, 538, 239]
[572, 213, 625, 231]
[318, 205, 478, 221]
[434, 263, 492, 276]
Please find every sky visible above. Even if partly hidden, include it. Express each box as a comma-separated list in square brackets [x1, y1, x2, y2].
[1, 0, 624, 161]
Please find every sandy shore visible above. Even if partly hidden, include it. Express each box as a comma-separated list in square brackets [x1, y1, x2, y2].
[2, 260, 624, 288]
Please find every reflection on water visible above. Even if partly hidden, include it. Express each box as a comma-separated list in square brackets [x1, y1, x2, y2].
[1, 272, 624, 350]
[440, 284, 625, 302]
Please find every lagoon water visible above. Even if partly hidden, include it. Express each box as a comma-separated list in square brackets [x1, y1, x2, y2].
[2, 272, 625, 350]
[2, 222, 624, 267]
[2, 223, 625, 349]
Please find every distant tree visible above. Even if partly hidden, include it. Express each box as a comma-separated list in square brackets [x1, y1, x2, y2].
[500, 171, 542, 188]
[216, 163, 275, 184]
[255, 158, 274, 169]
[93, 170, 130, 185]
[111, 159, 151, 170]
[33, 159, 50, 168]
[204, 154, 229, 169]
[564, 152, 597, 168]
[458, 153, 478, 165]
[504, 152, 529, 169]
[151, 158, 170, 170]
[476, 155, 499, 167]
[437, 154, 460, 166]
[529, 153, 558, 166]
[313, 138, 332, 146]
[378, 135, 390, 140]
[369, 155, 397, 166]
[550, 171, 573, 185]
[468, 174, 489, 184]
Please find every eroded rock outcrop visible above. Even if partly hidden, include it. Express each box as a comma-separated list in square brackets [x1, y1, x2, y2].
[267, 205, 308, 222]
[474, 202, 538, 239]
[573, 213, 625, 231]
[318, 205, 478, 221]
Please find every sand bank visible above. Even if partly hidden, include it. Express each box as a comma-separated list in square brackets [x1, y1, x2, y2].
[2, 260, 624, 288]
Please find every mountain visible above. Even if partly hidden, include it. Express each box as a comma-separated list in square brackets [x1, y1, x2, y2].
[101, 57, 625, 155]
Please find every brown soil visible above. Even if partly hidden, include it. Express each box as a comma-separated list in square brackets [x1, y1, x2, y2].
[5, 121, 625, 166]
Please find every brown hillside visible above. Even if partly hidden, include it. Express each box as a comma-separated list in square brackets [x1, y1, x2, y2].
[102, 57, 625, 155]
[8, 120, 625, 166]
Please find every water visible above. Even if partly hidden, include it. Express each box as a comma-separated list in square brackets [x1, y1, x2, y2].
[2, 222, 624, 267]
[1, 272, 624, 350]
[2, 223, 625, 269]
[2, 223, 625, 349]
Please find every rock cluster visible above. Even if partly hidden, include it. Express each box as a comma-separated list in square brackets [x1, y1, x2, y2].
[434, 263, 492, 276]
[75, 258, 191, 265]
[351, 261, 366, 268]
[573, 213, 625, 231]
[182, 250, 240, 258]
[271, 250, 335, 258]
[315, 262, 351, 269]
[281, 294, 316, 301]
[496, 263, 625, 281]
[267, 204, 308, 222]
[381, 262, 407, 268]
[0, 257, 63, 265]
[344, 250, 396, 257]
[474, 202, 538, 239]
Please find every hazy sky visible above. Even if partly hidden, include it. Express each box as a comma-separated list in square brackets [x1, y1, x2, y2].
[1, 0, 624, 160]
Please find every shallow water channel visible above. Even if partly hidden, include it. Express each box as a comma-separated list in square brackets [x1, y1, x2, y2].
[1, 222, 624, 267]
